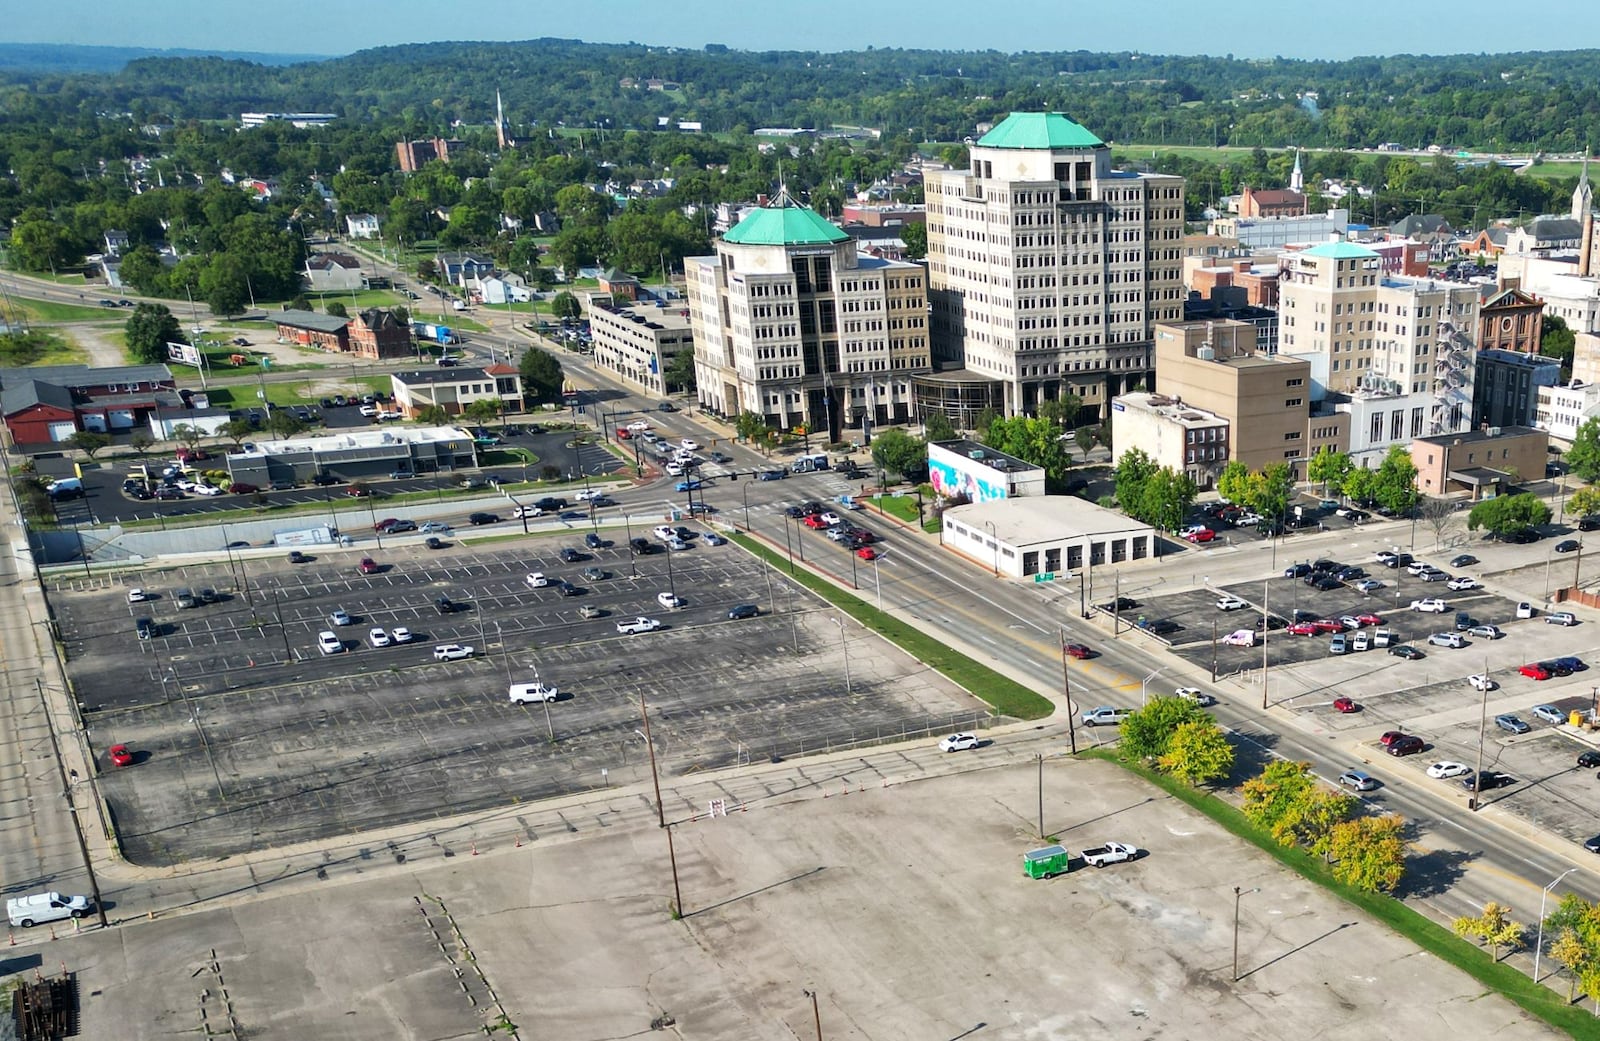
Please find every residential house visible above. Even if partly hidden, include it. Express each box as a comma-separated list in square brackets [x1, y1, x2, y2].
[478, 276, 532, 305]
[103, 230, 130, 257]
[1463, 226, 1510, 257]
[303, 253, 365, 293]
[598, 268, 641, 302]
[0, 363, 177, 444]
[436, 252, 495, 286]
[345, 213, 381, 239]
[1505, 218, 1585, 256]
[1389, 215, 1456, 260]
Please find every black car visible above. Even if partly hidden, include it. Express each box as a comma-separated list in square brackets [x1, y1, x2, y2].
[1449, 554, 1478, 567]
[1102, 596, 1140, 612]
[1309, 576, 1342, 591]
[425, 537, 446, 550]
[1585, 835, 1600, 854]
[319, 398, 335, 409]
[1578, 751, 1600, 769]
[757, 469, 786, 481]
[435, 596, 454, 614]
[556, 581, 580, 597]
[1311, 559, 1342, 573]
[1385, 553, 1414, 569]
[629, 536, 656, 555]
[1335, 566, 1367, 581]
[1580, 517, 1600, 532]
[1283, 563, 1312, 579]
[727, 604, 760, 620]
[658, 401, 677, 412]
[1507, 528, 1541, 544]
[468, 512, 500, 525]
[1389, 645, 1425, 660]
[584, 533, 605, 549]
[558, 548, 583, 563]
[1462, 770, 1511, 792]
[1544, 660, 1574, 677]
[311, 473, 340, 486]
[534, 497, 568, 511]
[1552, 655, 1587, 673]
[1557, 539, 1582, 553]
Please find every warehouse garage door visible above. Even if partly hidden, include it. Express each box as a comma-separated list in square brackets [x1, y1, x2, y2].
[107, 409, 135, 430]
[79, 414, 107, 432]
[47, 421, 77, 442]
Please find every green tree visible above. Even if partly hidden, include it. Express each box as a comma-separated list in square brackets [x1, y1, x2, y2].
[1298, 788, 1359, 860]
[1307, 447, 1353, 496]
[8, 215, 79, 271]
[67, 431, 109, 458]
[870, 428, 927, 481]
[1550, 929, 1591, 1003]
[1156, 718, 1235, 787]
[1569, 418, 1600, 483]
[736, 410, 769, 445]
[924, 410, 958, 442]
[1249, 462, 1296, 523]
[1114, 448, 1158, 515]
[1216, 460, 1251, 505]
[169, 423, 205, 456]
[1568, 485, 1600, 519]
[1542, 314, 1577, 371]
[326, 301, 349, 318]
[464, 399, 503, 427]
[128, 433, 153, 457]
[1139, 468, 1198, 533]
[664, 345, 697, 393]
[1453, 901, 1524, 962]
[415, 404, 451, 426]
[550, 291, 581, 320]
[1327, 814, 1407, 893]
[1037, 393, 1082, 432]
[1372, 445, 1420, 516]
[199, 254, 249, 316]
[1240, 760, 1316, 834]
[899, 221, 927, 260]
[1466, 492, 1551, 538]
[124, 303, 184, 365]
[974, 405, 1002, 444]
[264, 411, 308, 439]
[1119, 696, 1200, 762]
[216, 418, 255, 450]
[519, 348, 565, 405]
[1074, 426, 1095, 459]
[1341, 466, 1376, 506]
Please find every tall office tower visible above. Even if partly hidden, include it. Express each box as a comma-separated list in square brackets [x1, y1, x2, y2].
[923, 111, 1186, 422]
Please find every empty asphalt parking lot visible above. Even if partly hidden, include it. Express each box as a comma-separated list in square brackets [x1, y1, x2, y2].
[51, 537, 986, 864]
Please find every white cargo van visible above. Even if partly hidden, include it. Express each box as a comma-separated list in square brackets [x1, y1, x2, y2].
[509, 682, 559, 704]
[7, 892, 90, 927]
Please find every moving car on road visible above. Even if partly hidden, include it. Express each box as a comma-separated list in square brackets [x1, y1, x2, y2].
[938, 733, 980, 752]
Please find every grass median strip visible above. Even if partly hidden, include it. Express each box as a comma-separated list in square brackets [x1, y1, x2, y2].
[1087, 749, 1600, 1039]
[730, 532, 1053, 721]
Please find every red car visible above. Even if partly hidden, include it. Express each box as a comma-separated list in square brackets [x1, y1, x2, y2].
[856, 546, 879, 560]
[617, 429, 632, 440]
[849, 529, 878, 545]
[1333, 697, 1358, 713]
[1185, 528, 1216, 543]
[1286, 622, 1318, 635]
[1379, 730, 1408, 746]
[109, 744, 133, 767]
[228, 481, 259, 494]
[359, 557, 380, 574]
[1355, 613, 1383, 627]
[803, 514, 831, 530]
[1311, 619, 1344, 634]
[345, 485, 370, 498]
[1064, 643, 1093, 660]
[1520, 663, 1552, 681]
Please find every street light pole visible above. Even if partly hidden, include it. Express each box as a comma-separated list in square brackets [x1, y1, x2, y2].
[1232, 886, 1259, 981]
[1060, 632, 1079, 755]
[1533, 867, 1580, 983]
[803, 989, 822, 1041]
[1140, 667, 1165, 707]
[835, 613, 852, 694]
[984, 520, 999, 577]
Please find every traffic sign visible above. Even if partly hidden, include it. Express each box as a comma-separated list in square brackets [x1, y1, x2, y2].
[1033, 572, 1055, 583]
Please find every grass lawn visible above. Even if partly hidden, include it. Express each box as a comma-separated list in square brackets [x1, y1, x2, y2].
[0, 329, 87, 367]
[307, 289, 409, 310]
[1092, 749, 1600, 1040]
[1111, 143, 1265, 165]
[869, 492, 941, 533]
[14, 298, 127, 323]
[1525, 161, 1586, 181]
[729, 532, 1054, 721]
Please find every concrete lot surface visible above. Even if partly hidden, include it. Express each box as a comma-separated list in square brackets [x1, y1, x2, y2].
[44, 757, 1558, 1041]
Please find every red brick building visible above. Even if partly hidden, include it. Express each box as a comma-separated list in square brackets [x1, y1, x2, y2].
[1187, 259, 1280, 308]
[1477, 283, 1545, 354]
[348, 309, 413, 360]
[1238, 185, 1307, 218]
[273, 309, 350, 351]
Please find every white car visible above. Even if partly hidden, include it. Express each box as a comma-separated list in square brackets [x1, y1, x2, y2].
[574, 489, 601, 502]
[1446, 576, 1480, 591]
[1174, 687, 1217, 707]
[1467, 673, 1497, 691]
[1427, 632, 1466, 648]
[1354, 579, 1386, 592]
[433, 644, 474, 661]
[1216, 595, 1247, 611]
[819, 511, 843, 527]
[666, 537, 690, 551]
[679, 438, 700, 451]
[358, 404, 378, 417]
[657, 591, 684, 609]
[1427, 761, 1471, 779]
[368, 627, 391, 648]
[652, 525, 675, 541]
[1409, 598, 1448, 613]
[526, 572, 549, 588]
[1375, 550, 1399, 565]
[1235, 513, 1261, 526]
[664, 462, 685, 476]
[938, 732, 980, 752]
[193, 484, 223, 496]
[509, 683, 560, 704]
[626, 420, 651, 432]
[390, 627, 414, 644]
[317, 630, 344, 655]
[512, 505, 544, 518]
[1405, 560, 1433, 575]
[126, 588, 147, 603]
[1533, 704, 1566, 724]
[616, 616, 662, 635]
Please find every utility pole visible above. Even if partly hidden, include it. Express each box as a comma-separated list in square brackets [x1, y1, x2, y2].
[803, 989, 822, 1041]
[1261, 578, 1270, 710]
[1212, 619, 1219, 683]
[1471, 656, 1489, 810]
[1061, 632, 1079, 755]
[1036, 753, 1045, 839]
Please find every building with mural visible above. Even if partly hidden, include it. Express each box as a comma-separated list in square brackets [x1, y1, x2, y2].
[927, 439, 1045, 503]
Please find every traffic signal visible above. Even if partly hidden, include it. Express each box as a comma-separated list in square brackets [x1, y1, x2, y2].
[728, 472, 739, 482]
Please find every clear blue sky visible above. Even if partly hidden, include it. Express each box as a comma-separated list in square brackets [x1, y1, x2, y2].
[10, 0, 1598, 60]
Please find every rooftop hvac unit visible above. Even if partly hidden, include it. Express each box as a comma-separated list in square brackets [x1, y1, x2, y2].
[1197, 347, 1215, 361]
[968, 450, 986, 460]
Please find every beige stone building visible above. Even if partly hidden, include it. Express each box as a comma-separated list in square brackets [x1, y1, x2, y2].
[924, 111, 1185, 423]
[1148, 318, 1347, 475]
[1111, 392, 1230, 489]
[588, 300, 693, 397]
[687, 192, 929, 439]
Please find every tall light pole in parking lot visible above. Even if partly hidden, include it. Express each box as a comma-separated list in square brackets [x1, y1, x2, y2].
[742, 481, 753, 532]
[664, 537, 678, 597]
[368, 497, 384, 550]
[637, 690, 683, 915]
[835, 613, 853, 694]
[1232, 885, 1260, 981]
[1470, 657, 1490, 811]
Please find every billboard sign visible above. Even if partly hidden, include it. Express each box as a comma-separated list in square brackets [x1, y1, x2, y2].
[166, 341, 203, 368]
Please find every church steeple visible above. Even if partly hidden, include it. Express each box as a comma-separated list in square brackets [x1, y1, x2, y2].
[1289, 148, 1304, 194]
[1575, 155, 1593, 223]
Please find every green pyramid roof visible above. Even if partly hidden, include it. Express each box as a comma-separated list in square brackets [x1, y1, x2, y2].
[978, 112, 1103, 150]
[1300, 240, 1378, 259]
[724, 195, 849, 246]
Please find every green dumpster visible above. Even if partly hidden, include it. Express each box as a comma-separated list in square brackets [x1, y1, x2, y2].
[1023, 845, 1070, 880]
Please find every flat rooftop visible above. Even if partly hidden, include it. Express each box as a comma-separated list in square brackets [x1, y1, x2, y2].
[945, 495, 1153, 547]
[932, 438, 1040, 475]
[232, 425, 473, 457]
[1416, 425, 1543, 447]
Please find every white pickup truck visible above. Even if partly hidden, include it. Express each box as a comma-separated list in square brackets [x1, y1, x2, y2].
[1081, 841, 1141, 868]
[616, 616, 662, 635]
